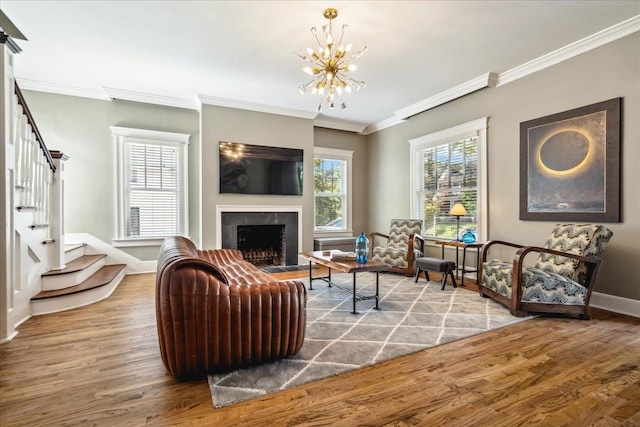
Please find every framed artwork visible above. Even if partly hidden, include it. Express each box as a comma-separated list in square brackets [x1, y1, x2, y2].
[520, 98, 621, 222]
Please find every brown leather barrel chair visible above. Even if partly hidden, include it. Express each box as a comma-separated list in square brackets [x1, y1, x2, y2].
[156, 236, 307, 380]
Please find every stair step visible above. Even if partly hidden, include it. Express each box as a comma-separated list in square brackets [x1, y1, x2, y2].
[33, 264, 126, 300]
[42, 254, 105, 276]
[64, 242, 87, 263]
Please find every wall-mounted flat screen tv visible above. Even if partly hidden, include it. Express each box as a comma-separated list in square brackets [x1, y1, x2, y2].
[219, 141, 303, 195]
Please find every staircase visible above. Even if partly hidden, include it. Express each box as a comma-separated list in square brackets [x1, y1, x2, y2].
[31, 244, 126, 315]
[2, 26, 132, 342]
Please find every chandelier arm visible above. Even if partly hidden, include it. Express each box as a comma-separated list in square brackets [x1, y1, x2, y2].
[337, 24, 346, 46]
[299, 77, 321, 93]
[310, 27, 323, 48]
[297, 51, 325, 69]
[347, 46, 368, 60]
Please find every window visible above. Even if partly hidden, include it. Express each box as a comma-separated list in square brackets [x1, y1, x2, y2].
[111, 127, 189, 246]
[410, 118, 488, 241]
[314, 147, 353, 234]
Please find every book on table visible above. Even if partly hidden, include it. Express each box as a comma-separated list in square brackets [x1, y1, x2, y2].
[330, 251, 357, 261]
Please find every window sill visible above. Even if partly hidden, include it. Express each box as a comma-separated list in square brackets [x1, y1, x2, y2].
[112, 237, 186, 248]
[313, 230, 354, 238]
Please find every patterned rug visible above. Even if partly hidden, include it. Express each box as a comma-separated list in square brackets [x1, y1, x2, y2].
[208, 272, 531, 408]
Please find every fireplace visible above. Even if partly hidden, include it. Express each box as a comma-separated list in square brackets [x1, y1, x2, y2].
[237, 224, 285, 266]
[219, 208, 300, 267]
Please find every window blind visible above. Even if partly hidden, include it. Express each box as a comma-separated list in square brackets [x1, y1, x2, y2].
[124, 142, 180, 237]
[416, 137, 479, 239]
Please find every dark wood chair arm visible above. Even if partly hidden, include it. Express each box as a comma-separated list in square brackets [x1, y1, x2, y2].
[414, 234, 426, 253]
[368, 231, 388, 257]
[513, 246, 601, 266]
[368, 231, 389, 245]
[406, 233, 417, 267]
[480, 240, 524, 263]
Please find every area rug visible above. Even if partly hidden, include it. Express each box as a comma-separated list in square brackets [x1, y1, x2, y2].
[208, 272, 531, 408]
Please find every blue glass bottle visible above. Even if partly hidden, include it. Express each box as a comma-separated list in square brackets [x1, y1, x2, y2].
[462, 229, 476, 244]
[355, 232, 369, 264]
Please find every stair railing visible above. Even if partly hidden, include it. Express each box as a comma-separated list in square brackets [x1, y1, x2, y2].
[13, 82, 66, 270]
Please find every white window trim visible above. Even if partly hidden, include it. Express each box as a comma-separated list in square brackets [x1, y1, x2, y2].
[409, 117, 488, 242]
[111, 126, 190, 247]
[313, 146, 354, 237]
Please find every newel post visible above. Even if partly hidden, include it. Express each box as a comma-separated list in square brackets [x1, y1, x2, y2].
[49, 150, 68, 271]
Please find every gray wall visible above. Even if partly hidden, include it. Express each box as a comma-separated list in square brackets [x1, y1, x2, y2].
[22, 92, 368, 261]
[199, 104, 315, 251]
[366, 33, 640, 300]
[313, 127, 369, 236]
[22, 32, 638, 301]
[23, 92, 200, 260]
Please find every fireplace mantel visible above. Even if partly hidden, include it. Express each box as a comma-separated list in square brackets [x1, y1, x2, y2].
[215, 205, 303, 263]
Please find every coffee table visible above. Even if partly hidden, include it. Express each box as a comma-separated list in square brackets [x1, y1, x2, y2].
[299, 251, 391, 314]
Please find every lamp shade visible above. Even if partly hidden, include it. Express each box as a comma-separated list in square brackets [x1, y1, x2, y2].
[449, 203, 467, 216]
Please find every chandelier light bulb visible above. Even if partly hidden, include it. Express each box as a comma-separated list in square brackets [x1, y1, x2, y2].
[296, 8, 366, 112]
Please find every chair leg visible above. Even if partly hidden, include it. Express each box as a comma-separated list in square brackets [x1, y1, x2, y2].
[414, 268, 420, 283]
[509, 307, 528, 317]
[441, 266, 457, 290]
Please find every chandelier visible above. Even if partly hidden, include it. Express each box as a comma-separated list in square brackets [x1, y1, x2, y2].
[297, 8, 367, 111]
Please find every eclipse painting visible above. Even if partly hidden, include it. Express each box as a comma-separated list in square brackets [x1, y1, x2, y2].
[520, 98, 621, 222]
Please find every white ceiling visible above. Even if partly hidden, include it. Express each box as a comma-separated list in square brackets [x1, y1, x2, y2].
[2, 1, 639, 132]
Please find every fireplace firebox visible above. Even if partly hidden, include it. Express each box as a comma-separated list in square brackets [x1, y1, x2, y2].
[237, 224, 285, 266]
[221, 211, 298, 267]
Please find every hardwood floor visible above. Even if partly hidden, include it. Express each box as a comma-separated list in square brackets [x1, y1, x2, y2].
[1, 271, 638, 426]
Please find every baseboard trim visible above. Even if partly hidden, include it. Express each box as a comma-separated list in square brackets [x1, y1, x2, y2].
[590, 292, 640, 318]
[65, 233, 157, 274]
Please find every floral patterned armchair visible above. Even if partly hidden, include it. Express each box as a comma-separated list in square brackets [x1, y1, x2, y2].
[370, 219, 425, 276]
[479, 224, 613, 319]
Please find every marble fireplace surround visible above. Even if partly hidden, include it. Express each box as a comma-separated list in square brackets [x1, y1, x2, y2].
[215, 205, 303, 266]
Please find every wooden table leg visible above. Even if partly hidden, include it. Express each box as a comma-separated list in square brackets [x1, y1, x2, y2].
[352, 272, 358, 314]
[461, 247, 467, 287]
[375, 271, 380, 310]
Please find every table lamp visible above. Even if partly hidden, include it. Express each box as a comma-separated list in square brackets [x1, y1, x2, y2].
[449, 203, 467, 241]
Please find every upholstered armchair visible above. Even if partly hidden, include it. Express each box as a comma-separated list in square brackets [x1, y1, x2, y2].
[370, 219, 425, 276]
[479, 224, 613, 319]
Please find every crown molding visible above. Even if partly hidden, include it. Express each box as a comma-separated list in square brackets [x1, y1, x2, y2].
[497, 14, 640, 87]
[103, 87, 197, 110]
[197, 94, 318, 120]
[0, 31, 22, 54]
[313, 117, 367, 133]
[393, 73, 498, 121]
[362, 116, 406, 135]
[16, 78, 110, 100]
[366, 15, 639, 135]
